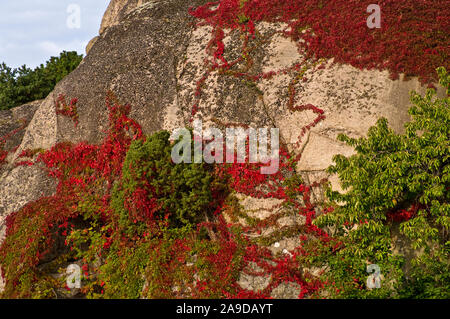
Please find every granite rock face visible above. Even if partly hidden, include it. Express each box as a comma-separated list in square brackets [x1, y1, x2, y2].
[99, 0, 152, 35]
[0, 100, 44, 208]
[0, 0, 446, 296]
[0, 100, 41, 161]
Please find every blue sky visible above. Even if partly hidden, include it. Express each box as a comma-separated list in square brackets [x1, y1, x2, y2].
[0, 1, 110, 69]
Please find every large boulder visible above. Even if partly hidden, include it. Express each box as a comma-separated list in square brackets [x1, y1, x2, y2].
[0, 100, 41, 162]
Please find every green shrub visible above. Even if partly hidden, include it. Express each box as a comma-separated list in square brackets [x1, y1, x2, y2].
[313, 67, 449, 298]
[0, 51, 82, 110]
[0, 125, 229, 298]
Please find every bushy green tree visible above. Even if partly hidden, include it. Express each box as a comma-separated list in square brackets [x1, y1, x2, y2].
[0, 51, 82, 110]
[313, 67, 449, 298]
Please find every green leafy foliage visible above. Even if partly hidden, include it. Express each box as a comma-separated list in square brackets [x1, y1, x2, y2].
[312, 67, 449, 298]
[78, 131, 232, 298]
[0, 51, 82, 110]
[0, 121, 231, 298]
[111, 130, 221, 231]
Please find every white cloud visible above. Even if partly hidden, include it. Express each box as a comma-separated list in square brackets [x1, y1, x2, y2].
[38, 41, 62, 55]
[12, 10, 50, 21]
